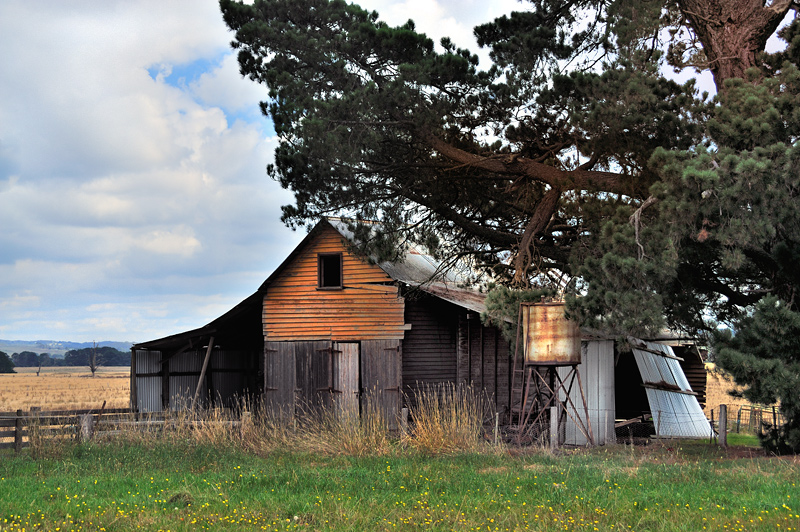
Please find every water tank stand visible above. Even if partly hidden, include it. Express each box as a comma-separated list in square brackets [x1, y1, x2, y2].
[513, 364, 595, 446]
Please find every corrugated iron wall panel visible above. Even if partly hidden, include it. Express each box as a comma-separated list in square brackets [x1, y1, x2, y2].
[136, 349, 160, 374]
[264, 225, 406, 341]
[211, 350, 248, 407]
[134, 350, 161, 412]
[632, 341, 712, 438]
[169, 376, 202, 409]
[136, 377, 161, 412]
[558, 340, 616, 445]
[169, 350, 202, 373]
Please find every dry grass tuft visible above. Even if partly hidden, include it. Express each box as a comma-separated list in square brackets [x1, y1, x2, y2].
[406, 383, 494, 454]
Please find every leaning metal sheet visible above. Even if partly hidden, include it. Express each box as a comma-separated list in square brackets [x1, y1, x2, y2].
[632, 341, 713, 439]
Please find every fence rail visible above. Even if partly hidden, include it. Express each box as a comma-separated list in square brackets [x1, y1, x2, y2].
[0, 407, 139, 452]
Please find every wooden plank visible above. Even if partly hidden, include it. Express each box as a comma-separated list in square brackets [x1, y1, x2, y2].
[362, 339, 402, 430]
[264, 341, 296, 417]
[333, 342, 360, 421]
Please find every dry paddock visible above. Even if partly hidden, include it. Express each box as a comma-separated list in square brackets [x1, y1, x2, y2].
[0, 366, 129, 412]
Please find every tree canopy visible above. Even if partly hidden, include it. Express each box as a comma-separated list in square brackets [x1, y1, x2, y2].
[0, 351, 15, 374]
[222, 0, 800, 450]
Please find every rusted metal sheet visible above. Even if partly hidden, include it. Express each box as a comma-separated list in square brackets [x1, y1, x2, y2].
[522, 302, 581, 366]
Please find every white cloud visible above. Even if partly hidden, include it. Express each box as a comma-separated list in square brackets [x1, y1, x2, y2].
[0, 0, 523, 342]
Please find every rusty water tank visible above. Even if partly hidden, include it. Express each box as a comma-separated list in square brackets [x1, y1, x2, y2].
[522, 302, 581, 366]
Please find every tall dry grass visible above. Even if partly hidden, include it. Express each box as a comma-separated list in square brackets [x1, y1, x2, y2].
[88, 385, 497, 457]
[405, 383, 494, 454]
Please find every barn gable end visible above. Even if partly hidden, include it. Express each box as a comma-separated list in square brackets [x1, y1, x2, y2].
[262, 223, 406, 342]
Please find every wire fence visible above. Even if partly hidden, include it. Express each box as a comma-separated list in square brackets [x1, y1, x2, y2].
[708, 404, 784, 435]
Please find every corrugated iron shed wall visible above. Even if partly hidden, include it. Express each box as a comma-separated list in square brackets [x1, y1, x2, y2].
[134, 350, 161, 413]
[263, 224, 406, 341]
[558, 340, 616, 445]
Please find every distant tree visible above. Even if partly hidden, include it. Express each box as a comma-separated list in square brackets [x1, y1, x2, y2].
[64, 346, 130, 369]
[0, 351, 15, 373]
[12, 351, 40, 367]
[38, 353, 52, 367]
[88, 342, 100, 377]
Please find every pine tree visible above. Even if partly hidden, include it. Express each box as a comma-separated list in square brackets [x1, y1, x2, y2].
[222, 0, 800, 450]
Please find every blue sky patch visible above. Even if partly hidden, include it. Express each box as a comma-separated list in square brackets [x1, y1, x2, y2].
[147, 51, 228, 88]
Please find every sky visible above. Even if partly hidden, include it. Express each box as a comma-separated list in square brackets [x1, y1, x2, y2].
[0, 0, 521, 343]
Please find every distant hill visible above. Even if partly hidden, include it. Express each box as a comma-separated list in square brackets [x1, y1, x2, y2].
[0, 339, 133, 358]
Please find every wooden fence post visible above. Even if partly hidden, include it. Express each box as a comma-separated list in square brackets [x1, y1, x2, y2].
[550, 406, 559, 451]
[400, 407, 408, 443]
[79, 414, 93, 443]
[493, 412, 500, 445]
[719, 404, 727, 448]
[14, 409, 23, 453]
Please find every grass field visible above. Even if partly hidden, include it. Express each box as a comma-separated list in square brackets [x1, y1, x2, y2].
[0, 437, 797, 532]
[0, 366, 129, 412]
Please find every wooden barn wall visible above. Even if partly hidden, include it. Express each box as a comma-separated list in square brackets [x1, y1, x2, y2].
[402, 296, 458, 397]
[264, 339, 403, 428]
[674, 346, 708, 408]
[457, 313, 511, 413]
[263, 225, 406, 341]
[362, 339, 402, 430]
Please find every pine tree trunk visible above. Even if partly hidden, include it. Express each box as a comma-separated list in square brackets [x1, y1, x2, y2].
[678, 0, 792, 90]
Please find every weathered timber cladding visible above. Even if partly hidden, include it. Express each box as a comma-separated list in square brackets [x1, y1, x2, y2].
[263, 225, 405, 341]
[403, 296, 458, 394]
[457, 312, 511, 412]
[362, 339, 402, 429]
[675, 346, 707, 408]
[294, 341, 333, 410]
[264, 341, 296, 416]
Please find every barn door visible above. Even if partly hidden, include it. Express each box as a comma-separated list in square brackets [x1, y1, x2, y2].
[361, 339, 403, 430]
[264, 342, 296, 418]
[333, 343, 360, 421]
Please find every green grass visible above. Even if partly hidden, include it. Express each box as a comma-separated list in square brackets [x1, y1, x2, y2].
[1, 438, 798, 532]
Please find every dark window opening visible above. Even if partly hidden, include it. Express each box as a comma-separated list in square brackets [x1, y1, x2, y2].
[318, 253, 343, 289]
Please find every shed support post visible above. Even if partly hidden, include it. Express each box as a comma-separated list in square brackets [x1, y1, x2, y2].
[194, 336, 215, 407]
[719, 404, 727, 448]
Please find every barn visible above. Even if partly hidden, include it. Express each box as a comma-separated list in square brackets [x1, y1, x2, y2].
[130, 218, 710, 444]
[131, 218, 512, 428]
